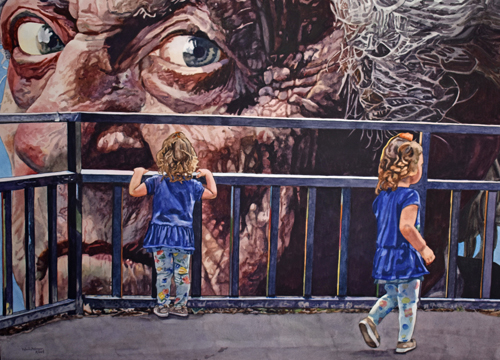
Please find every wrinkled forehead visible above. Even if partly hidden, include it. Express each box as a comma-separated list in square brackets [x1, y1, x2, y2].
[0, 0, 194, 32]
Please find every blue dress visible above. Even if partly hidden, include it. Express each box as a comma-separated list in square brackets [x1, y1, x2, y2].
[372, 187, 429, 282]
[143, 175, 205, 254]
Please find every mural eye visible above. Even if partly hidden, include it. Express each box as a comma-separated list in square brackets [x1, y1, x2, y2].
[162, 35, 224, 68]
[17, 22, 65, 55]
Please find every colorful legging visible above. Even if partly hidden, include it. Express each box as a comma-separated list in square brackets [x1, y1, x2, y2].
[154, 250, 191, 306]
[368, 279, 420, 343]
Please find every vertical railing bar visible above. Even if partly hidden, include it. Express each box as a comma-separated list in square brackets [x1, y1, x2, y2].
[303, 187, 316, 298]
[230, 186, 241, 297]
[446, 190, 461, 298]
[3, 191, 13, 315]
[417, 132, 431, 236]
[25, 187, 35, 311]
[337, 187, 351, 296]
[67, 116, 83, 315]
[191, 201, 202, 298]
[47, 185, 58, 304]
[481, 191, 497, 299]
[111, 186, 123, 298]
[267, 186, 280, 297]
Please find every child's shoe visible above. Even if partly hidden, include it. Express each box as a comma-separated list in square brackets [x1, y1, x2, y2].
[359, 317, 380, 348]
[153, 304, 169, 318]
[395, 339, 417, 353]
[170, 305, 189, 317]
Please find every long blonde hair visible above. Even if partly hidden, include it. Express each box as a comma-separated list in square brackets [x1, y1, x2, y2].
[375, 133, 422, 195]
[156, 132, 199, 182]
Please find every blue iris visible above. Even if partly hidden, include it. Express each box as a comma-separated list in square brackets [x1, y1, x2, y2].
[183, 37, 221, 67]
[37, 24, 64, 55]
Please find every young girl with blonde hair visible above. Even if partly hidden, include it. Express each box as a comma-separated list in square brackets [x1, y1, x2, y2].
[129, 132, 217, 318]
[359, 133, 435, 353]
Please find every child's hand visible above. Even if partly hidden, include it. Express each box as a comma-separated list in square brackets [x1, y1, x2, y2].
[196, 169, 211, 178]
[133, 167, 149, 175]
[419, 245, 435, 265]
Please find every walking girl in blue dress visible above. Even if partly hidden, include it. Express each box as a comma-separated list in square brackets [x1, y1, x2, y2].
[359, 133, 435, 353]
[129, 132, 217, 318]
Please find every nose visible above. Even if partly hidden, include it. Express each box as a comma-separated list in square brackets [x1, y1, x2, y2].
[27, 34, 146, 113]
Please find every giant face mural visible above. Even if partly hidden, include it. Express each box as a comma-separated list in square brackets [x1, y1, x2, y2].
[0, 0, 500, 304]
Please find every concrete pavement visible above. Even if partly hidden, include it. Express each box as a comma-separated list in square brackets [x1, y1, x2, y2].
[0, 310, 499, 360]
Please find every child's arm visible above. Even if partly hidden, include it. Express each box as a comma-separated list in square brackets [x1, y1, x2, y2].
[129, 167, 149, 197]
[400, 205, 435, 265]
[197, 169, 217, 199]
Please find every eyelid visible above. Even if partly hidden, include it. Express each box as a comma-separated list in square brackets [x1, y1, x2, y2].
[3, 9, 74, 53]
[157, 34, 228, 74]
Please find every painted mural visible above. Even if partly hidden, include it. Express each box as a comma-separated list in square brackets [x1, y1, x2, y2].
[0, 0, 499, 307]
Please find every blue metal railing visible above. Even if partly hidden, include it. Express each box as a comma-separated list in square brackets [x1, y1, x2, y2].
[1, 112, 500, 330]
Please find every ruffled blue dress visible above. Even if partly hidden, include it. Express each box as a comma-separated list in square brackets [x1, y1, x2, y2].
[143, 175, 205, 254]
[372, 187, 429, 283]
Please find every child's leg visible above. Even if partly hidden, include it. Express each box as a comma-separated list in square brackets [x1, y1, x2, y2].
[154, 250, 174, 305]
[172, 252, 191, 307]
[396, 279, 420, 342]
[368, 283, 398, 325]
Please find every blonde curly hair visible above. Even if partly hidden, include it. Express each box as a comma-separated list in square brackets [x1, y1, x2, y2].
[375, 133, 422, 195]
[156, 132, 199, 183]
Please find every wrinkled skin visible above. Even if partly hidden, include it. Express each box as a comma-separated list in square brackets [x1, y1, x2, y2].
[1, 0, 500, 305]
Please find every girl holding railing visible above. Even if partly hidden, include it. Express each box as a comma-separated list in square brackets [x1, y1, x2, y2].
[129, 132, 217, 318]
[359, 133, 435, 353]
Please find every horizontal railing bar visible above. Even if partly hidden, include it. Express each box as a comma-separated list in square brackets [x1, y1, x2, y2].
[0, 300, 76, 330]
[0, 112, 500, 135]
[0, 169, 496, 192]
[2, 112, 500, 136]
[0, 113, 68, 123]
[83, 295, 500, 311]
[0, 171, 77, 191]
[82, 170, 500, 190]
[427, 180, 500, 191]
[75, 112, 500, 135]
[82, 170, 380, 187]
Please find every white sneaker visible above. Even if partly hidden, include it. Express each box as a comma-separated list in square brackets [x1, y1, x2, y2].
[359, 317, 381, 348]
[396, 339, 417, 353]
[169, 305, 189, 317]
[153, 304, 169, 318]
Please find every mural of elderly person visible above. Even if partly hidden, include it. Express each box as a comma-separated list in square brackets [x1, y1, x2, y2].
[0, 0, 499, 305]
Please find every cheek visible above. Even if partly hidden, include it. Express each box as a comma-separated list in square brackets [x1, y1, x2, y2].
[7, 48, 60, 109]
[7, 61, 56, 110]
[140, 55, 236, 113]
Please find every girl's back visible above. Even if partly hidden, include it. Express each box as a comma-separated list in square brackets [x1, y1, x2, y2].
[373, 187, 420, 249]
[145, 175, 204, 226]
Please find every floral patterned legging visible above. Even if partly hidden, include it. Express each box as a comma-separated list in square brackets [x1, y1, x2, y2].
[154, 250, 191, 307]
[368, 279, 420, 343]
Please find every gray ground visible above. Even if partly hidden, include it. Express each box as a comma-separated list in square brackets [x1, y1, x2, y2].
[0, 310, 499, 360]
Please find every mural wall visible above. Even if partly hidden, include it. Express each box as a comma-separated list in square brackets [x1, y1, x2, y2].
[1, 0, 500, 306]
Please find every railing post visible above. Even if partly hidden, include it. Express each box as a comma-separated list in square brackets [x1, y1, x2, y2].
[230, 186, 241, 297]
[67, 114, 83, 315]
[111, 186, 123, 298]
[267, 186, 280, 297]
[25, 187, 36, 310]
[416, 132, 431, 236]
[48, 185, 58, 304]
[337, 188, 351, 296]
[191, 201, 202, 298]
[2, 191, 13, 315]
[481, 191, 497, 299]
[303, 187, 316, 298]
[446, 190, 461, 298]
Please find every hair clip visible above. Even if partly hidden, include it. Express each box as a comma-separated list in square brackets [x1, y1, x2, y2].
[397, 133, 413, 141]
